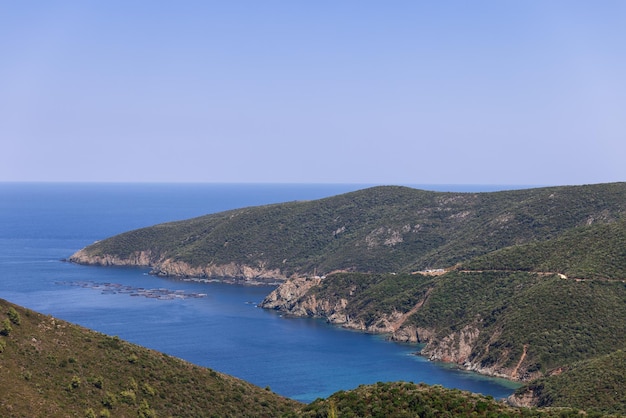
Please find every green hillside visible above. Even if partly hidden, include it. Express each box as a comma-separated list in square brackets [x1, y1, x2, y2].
[301, 382, 585, 418]
[0, 298, 300, 417]
[462, 216, 626, 279]
[514, 350, 626, 416]
[411, 272, 626, 373]
[70, 183, 626, 278]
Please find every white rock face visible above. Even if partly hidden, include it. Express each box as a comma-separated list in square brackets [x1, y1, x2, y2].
[69, 249, 287, 282]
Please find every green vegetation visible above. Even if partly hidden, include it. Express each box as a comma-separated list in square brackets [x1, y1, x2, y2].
[413, 272, 626, 372]
[71, 183, 626, 278]
[0, 298, 300, 417]
[301, 382, 585, 417]
[462, 216, 626, 279]
[516, 350, 626, 415]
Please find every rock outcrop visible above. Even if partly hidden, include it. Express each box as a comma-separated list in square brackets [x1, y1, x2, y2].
[69, 250, 287, 284]
[420, 324, 480, 365]
[261, 278, 429, 340]
[69, 249, 158, 267]
[260, 277, 365, 327]
[151, 260, 286, 282]
[507, 389, 539, 408]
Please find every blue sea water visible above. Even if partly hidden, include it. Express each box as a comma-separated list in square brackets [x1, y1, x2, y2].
[0, 183, 521, 402]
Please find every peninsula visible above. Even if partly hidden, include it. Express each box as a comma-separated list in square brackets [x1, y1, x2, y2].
[69, 182, 626, 414]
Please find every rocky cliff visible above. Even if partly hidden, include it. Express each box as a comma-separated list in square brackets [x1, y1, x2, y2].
[260, 276, 535, 382]
[69, 248, 158, 267]
[69, 249, 288, 284]
[418, 326, 528, 380]
[260, 277, 361, 326]
[261, 277, 413, 337]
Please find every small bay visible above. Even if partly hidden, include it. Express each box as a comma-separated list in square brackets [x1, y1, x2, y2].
[0, 183, 520, 402]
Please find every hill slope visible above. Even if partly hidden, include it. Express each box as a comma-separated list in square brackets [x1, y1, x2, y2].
[302, 382, 585, 417]
[0, 298, 300, 417]
[65, 182, 626, 414]
[511, 350, 626, 416]
[70, 183, 626, 281]
[462, 216, 626, 279]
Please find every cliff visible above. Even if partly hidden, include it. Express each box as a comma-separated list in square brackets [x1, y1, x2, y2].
[69, 249, 288, 284]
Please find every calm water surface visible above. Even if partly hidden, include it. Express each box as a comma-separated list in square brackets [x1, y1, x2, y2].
[0, 183, 520, 402]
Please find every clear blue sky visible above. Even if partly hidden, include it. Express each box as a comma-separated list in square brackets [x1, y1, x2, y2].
[2, 1, 625, 185]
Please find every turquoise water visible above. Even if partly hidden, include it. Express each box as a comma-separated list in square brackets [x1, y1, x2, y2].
[0, 183, 520, 402]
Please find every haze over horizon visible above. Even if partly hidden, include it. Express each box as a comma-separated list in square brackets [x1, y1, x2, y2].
[2, 1, 625, 186]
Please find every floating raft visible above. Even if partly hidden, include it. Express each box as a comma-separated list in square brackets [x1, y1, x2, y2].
[56, 280, 207, 300]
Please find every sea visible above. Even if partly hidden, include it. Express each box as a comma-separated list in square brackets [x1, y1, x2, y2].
[0, 182, 524, 403]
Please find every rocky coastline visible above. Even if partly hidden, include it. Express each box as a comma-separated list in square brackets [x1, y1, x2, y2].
[70, 250, 529, 386]
[68, 249, 288, 285]
[260, 277, 533, 385]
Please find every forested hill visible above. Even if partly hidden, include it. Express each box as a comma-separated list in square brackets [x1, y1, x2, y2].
[70, 182, 626, 280]
[461, 215, 626, 279]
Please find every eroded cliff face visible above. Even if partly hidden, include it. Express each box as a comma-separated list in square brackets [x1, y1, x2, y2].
[69, 249, 158, 267]
[69, 249, 288, 283]
[260, 277, 535, 382]
[261, 278, 427, 340]
[260, 277, 361, 326]
[507, 389, 539, 408]
[151, 259, 286, 282]
[420, 324, 479, 365]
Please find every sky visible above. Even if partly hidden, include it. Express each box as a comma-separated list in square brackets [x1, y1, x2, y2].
[1, 1, 625, 185]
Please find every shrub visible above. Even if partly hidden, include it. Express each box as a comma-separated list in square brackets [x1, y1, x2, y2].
[90, 375, 104, 389]
[1, 318, 12, 336]
[7, 307, 21, 325]
[119, 389, 136, 404]
[138, 399, 156, 418]
[102, 392, 117, 409]
[68, 375, 81, 390]
[141, 383, 156, 397]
